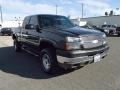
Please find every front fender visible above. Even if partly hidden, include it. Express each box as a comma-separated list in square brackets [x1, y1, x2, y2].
[40, 38, 58, 48]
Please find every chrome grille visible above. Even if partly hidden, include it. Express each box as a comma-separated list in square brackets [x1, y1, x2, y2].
[80, 35, 104, 49]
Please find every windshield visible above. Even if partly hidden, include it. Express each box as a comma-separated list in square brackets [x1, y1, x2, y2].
[38, 15, 74, 29]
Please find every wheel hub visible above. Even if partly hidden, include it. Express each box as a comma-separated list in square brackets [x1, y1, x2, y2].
[42, 54, 51, 70]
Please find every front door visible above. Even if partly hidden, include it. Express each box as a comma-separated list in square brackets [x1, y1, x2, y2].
[26, 16, 40, 46]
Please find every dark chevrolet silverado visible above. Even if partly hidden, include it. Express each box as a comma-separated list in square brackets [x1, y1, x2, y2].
[12, 14, 109, 73]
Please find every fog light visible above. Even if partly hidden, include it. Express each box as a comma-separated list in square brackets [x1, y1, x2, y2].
[103, 41, 106, 45]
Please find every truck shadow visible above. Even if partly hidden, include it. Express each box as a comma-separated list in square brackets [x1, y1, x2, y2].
[0, 46, 80, 79]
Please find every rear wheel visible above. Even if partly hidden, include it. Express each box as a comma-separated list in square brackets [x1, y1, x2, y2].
[118, 33, 120, 37]
[40, 48, 58, 74]
[14, 40, 22, 52]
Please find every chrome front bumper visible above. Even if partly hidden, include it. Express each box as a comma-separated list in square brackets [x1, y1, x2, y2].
[57, 46, 109, 69]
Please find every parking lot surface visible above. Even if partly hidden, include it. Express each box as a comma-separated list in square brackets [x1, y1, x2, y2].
[0, 36, 120, 90]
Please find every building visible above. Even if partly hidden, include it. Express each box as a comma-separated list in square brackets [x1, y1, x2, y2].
[0, 20, 23, 30]
[80, 15, 120, 27]
[71, 18, 87, 26]
[71, 18, 80, 25]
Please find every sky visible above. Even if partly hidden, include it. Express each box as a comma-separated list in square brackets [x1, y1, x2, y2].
[0, 0, 120, 21]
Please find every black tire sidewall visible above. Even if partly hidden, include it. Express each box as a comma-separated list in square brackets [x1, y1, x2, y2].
[40, 48, 57, 73]
[14, 40, 21, 52]
[118, 33, 120, 37]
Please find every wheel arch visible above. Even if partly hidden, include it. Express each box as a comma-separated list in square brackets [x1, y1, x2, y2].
[39, 39, 57, 51]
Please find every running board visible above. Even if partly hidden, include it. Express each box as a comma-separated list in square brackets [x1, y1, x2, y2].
[22, 47, 39, 57]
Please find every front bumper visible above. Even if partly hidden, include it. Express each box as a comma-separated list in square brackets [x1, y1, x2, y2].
[57, 46, 109, 69]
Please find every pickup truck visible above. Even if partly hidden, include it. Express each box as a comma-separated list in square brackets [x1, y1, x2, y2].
[12, 14, 109, 73]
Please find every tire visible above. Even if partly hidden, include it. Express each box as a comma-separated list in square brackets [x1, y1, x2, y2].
[14, 40, 22, 52]
[40, 48, 58, 74]
[118, 33, 120, 37]
[109, 32, 112, 36]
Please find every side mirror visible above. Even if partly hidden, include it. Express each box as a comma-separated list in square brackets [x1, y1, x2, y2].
[35, 25, 41, 32]
[25, 24, 35, 29]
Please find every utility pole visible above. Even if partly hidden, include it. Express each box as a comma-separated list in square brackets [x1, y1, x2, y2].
[81, 3, 84, 18]
[0, 5, 3, 23]
[56, 5, 58, 15]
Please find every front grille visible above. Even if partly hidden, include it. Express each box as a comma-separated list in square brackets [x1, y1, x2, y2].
[80, 35, 104, 49]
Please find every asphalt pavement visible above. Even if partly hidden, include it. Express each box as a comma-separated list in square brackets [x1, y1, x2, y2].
[0, 36, 120, 90]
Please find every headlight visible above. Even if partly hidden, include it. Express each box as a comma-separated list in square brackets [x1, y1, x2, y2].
[66, 37, 81, 42]
[102, 34, 107, 45]
[65, 37, 82, 50]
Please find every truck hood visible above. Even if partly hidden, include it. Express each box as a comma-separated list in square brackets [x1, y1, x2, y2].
[60, 26, 104, 36]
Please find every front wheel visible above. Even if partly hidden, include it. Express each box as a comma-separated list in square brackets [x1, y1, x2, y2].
[40, 48, 58, 74]
[14, 40, 22, 52]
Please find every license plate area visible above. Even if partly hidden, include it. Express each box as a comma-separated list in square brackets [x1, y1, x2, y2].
[94, 54, 101, 62]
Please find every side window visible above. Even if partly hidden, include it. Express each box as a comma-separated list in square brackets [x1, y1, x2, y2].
[41, 16, 53, 27]
[102, 25, 105, 28]
[22, 16, 30, 28]
[108, 25, 111, 28]
[29, 16, 38, 26]
[38, 16, 42, 27]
